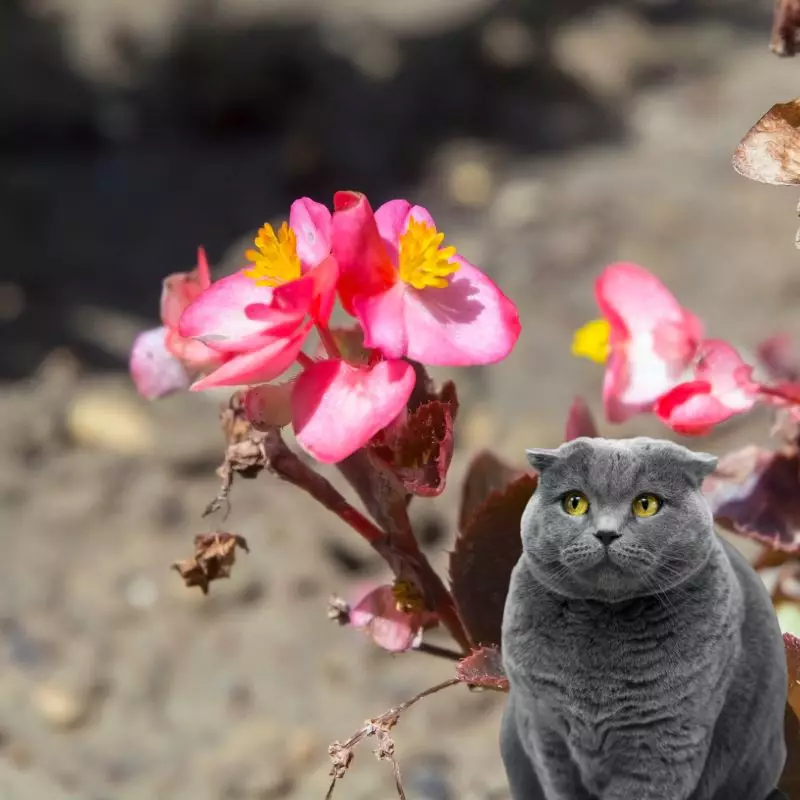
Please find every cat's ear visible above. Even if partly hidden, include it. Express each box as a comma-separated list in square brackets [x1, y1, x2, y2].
[526, 448, 560, 473]
[678, 450, 718, 483]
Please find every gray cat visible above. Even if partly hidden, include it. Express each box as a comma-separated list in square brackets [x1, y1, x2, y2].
[500, 436, 788, 800]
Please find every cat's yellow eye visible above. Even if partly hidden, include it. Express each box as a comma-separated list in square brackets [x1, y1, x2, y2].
[632, 493, 662, 518]
[562, 491, 590, 516]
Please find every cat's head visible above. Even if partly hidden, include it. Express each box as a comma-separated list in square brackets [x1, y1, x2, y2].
[521, 436, 718, 602]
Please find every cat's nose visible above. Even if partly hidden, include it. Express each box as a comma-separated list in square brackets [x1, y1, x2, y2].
[594, 530, 621, 547]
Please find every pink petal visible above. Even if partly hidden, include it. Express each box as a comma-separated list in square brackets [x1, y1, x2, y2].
[564, 396, 599, 441]
[760, 382, 800, 406]
[596, 262, 693, 339]
[619, 329, 688, 408]
[654, 380, 721, 435]
[195, 246, 212, 289]
[292, 358, 416, 463]
[373, 199, 412, 255]
[179, 271, 312, 354]
[164, 328, 225, 372]
[596, 263, 702, 417]
[289, 197, 332, 271]
[160, 253, 212, 329]
[130, 326, 191, 400]
[243, 381, 294, 429]
[652, 311, 704, 363]
[308, 255, 339, 326]
[373, 200, 438, 261]
[352, 282, 408, 360]
[401, 257, 521, 366]
[694, 339, 758, 412]
[602, 351, 635, 423]
[654, 341, 758, 434]
[190, 320, 312, 390]
[348, 585, 422, 653]
[331, 191, 397, 313]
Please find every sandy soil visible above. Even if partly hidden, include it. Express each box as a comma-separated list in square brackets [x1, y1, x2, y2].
[1, 0, 799, 797]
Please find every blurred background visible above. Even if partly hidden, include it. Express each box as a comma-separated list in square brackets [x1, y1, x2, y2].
[1, 0, 799, 797]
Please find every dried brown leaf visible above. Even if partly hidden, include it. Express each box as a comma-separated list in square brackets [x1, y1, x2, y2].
[172, 532, 249, 594]
[450, 470, 537, 647]
[205, 392, 272, 516]
[733, 99, 800, 185]
[456, 646, 510, 691]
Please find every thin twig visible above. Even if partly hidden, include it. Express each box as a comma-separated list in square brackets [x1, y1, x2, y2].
[325, 678, 459, 799]
[413, 640, 464, 662]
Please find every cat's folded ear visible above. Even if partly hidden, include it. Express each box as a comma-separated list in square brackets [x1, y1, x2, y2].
[676, 448, 718, 484]
[526, 448, 560, 473]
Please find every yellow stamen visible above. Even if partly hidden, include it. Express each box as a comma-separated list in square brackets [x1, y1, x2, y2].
[243, 222, 302, 286]
[392, 579, 426, 614]
[572, 319, 611, 364]
[398, 218, 459, 290]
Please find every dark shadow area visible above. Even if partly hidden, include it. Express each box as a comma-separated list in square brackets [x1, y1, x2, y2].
[0, 0, 775, 380]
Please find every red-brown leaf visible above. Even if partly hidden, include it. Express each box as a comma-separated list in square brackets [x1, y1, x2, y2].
[782, 633, 800, 796]
[456, 646, 509, 691]
[564, 396, 599, 441]
[758, 335, 800, 383]
[450, 468, 536, 648]
[372, 388, 458, 497]
[458, 450, 528, 533]
[703, 445, 800, 551]
[787, 633, 800, 720]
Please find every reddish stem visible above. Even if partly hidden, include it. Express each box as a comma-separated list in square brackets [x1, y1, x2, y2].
[296, 351, 315, 369]
[261, 430, 470, 653]
[317, 324, 343, 360]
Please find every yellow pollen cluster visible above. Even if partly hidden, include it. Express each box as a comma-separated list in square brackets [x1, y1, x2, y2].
[572, 319, 611, 364]
[398, 218, 459, 290]
[392, 579, 426, 614]
[244, 222, 302, 286]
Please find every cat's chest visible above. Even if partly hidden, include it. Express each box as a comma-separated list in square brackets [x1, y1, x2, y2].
[505, 590, 736, 725]
[521, 599, 683, 688]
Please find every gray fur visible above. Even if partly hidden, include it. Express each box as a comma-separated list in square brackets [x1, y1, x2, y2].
[501, 437, 787, 800]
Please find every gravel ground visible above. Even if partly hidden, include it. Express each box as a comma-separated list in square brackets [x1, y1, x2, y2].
[1, 0, 799, 797]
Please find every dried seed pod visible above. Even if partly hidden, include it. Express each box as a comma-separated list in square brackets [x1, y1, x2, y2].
[733, 99, 800, 185]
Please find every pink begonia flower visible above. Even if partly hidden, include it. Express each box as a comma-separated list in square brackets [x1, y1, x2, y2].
[291, 358, 416, 463]
[130, 247, 226, 399]
[348, 583, 438, 653]
[176, 197, 416, 464]
[331, 191, 520, 366]
[178, 198, 338, 390]
[654, 340, 759, 435]
[571, 262, 704, 423]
